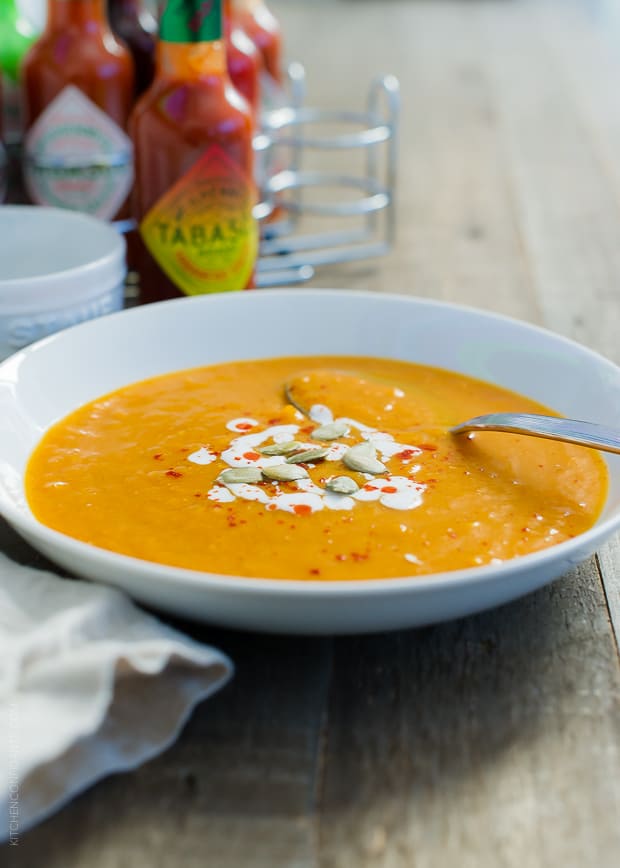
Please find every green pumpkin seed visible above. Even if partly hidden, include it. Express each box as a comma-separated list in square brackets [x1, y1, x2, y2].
[286, 447, 329, 465]
[310, 420, 350, 441]
[217, 467, 263, 484]
[262, 464, 309, 482]
[343, 443, 386, 474]
[259, 440, 302, 456]
[325, 476, 359, 495]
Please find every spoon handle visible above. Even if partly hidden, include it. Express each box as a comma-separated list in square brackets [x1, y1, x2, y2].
[450, 413, 620, 455]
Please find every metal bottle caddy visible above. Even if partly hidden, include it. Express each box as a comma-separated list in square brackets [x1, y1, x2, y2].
[255, 65, 400, 288]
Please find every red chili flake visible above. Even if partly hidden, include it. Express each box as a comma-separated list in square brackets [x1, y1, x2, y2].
[301, 425, 314, 434]
[194, 493, 202, 498]
[335, 554, 347, 561]
[166, 470, 183, 478]
[381, 485, 397, 494]
[309, 568, 321, 576]
[418, 443, 438, 451]
[243, 451, 261, 461]
[293, 504, 312, 516]
[268, 418, 281, 426]
[351, 552, 368, 562]
[235, 422, 254, 431]
[397, 449, 417, 460]
[153, 454, 163, 460]
[267, 503, 277, 511]
[363, 484, 378, 492]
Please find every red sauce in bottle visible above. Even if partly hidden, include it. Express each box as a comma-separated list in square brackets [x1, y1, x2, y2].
[224, 0, 260, 114]
[235, 0, 282, 84]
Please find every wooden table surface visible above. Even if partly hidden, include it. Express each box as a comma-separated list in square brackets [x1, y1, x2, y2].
[4, 0, 620, 865]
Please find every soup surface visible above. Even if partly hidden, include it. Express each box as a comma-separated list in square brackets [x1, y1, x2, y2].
[26, 356, 608, 580]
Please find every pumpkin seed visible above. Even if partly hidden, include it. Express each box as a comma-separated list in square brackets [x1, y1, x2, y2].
[310, 420, 350, 441]
[262, 464, 309, 482]
[326, 476, 359, 495]
[217, 467, 263, 484]
[351, 440, 376, 456]
[286, 447, 329, 464]
[343, 443, 386, 474]
[259, 440, 302, 456]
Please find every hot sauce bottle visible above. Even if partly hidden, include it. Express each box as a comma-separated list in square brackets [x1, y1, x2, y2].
[129, 0, 258, 303]
[234, 0, 282, 86]
[21, 0, 135, 224]
[107, 0, 157, 97]
[223, 0, 260, 115]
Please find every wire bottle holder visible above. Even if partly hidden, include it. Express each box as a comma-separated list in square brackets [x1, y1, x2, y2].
[254, 67, 400, 288]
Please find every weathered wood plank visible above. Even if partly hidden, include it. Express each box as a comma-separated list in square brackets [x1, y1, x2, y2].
[319, 564, 620, 868]
[277, 0, 542, 318]
[479, 0, 620, 354]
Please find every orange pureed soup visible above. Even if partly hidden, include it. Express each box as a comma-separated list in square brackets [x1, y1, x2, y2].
[26, 356, 608, 580]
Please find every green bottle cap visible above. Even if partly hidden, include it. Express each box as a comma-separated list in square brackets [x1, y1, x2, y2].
[160, 0, 223, 44]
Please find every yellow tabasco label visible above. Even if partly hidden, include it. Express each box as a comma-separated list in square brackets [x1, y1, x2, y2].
[140, 145, 259, 294]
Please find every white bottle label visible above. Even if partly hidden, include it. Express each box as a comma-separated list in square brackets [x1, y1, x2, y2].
[24, 85, 133, 220]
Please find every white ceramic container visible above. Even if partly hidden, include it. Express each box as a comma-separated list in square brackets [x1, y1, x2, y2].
[0, 205, 125, 360]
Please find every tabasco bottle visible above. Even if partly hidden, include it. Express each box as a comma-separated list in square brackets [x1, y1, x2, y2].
[129, 0, 258, 303]
[223, 0, 260, 115]
[21, 0, 135, 224]
[107, 0, 157, 97]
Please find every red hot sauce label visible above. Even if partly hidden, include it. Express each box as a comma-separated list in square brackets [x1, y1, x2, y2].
[140, 145, 258, 295]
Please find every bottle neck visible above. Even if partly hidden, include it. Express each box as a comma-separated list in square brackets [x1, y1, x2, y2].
[222, 0, 231, 36]
[160, 0, 223, 43]
[158, 0, 226, 78]
[47, 0, 108, 30]
[156, 39, 227, 79]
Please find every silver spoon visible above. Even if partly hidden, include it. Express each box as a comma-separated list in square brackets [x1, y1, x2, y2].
[449, 413, 620, 454]
[285, 372, 620, 455]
